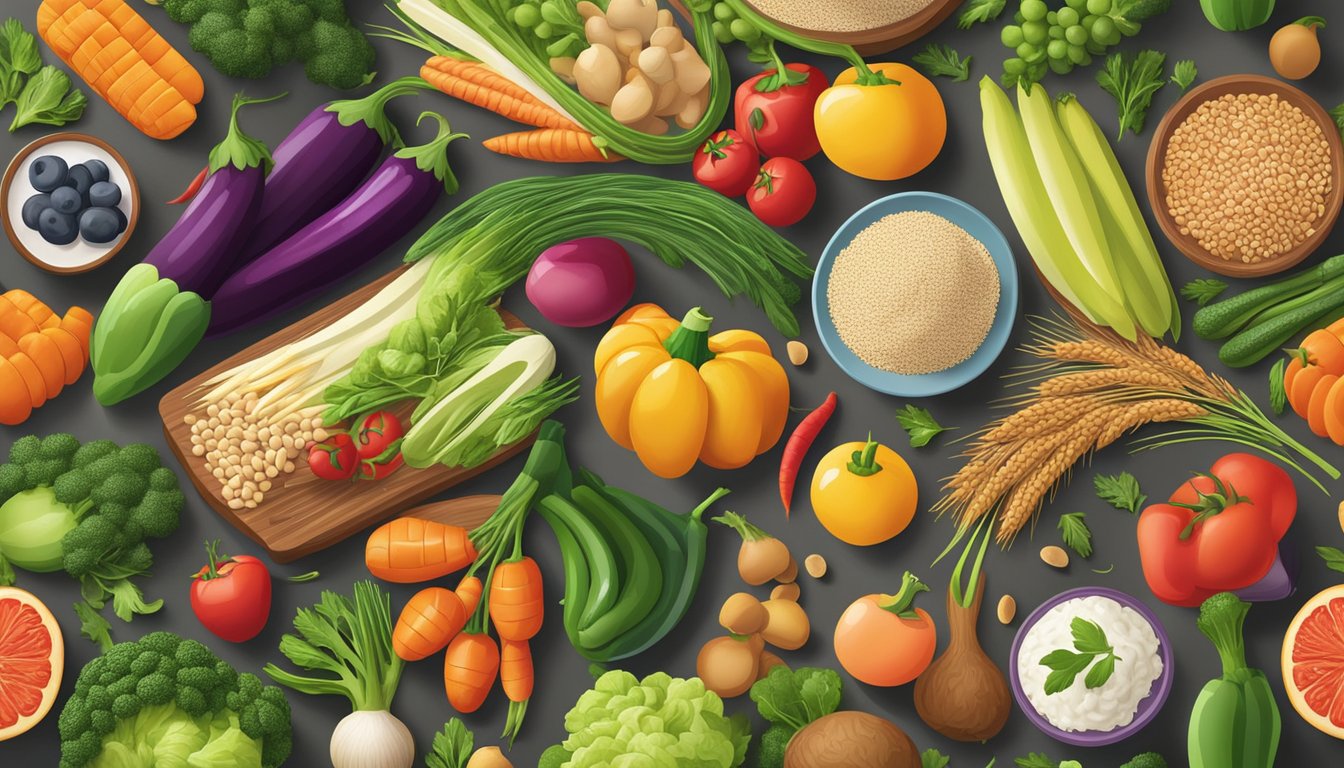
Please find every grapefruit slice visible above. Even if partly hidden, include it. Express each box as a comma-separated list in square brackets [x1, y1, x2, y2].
[0, 586, 63, 742]
[1283, 584, 1344, 739]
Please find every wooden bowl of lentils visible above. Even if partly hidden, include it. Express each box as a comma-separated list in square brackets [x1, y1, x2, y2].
[1146, 74, 1344, 278]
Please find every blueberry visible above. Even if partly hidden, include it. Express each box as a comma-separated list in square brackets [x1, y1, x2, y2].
[37, 208, 78, 245]
[83, 159, 110, 184]
[79, 207, 122, 244]
[28, 155, 68, 193]
[21, 194, 50, 230]
[50, 185, 83, 215]
[65, 164, 93, 201]
[88, 181, 121, 208]
[112, 207, 128, 234]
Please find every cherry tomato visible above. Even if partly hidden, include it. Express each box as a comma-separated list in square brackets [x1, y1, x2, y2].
[190, 541, 272, 642]
[355, 411, 404, 460]
[692, 129, 759, 197]
[747, 158, 816, 227]
[308, 433, 358, 481]
[359, 452, 405, 481]
[734, 63, 828, 160]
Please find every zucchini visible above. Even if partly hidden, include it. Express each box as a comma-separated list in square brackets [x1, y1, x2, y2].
[1218, 288, 1344, 367]
[1192, 254, 1344, 339]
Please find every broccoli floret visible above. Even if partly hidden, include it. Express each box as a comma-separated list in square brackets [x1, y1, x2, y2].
[59, 633, 293, 768]
[162, 0, 220, 23]
[0, 436, 184, 645]
[304, 0, 351, 23]
[1121, 753, 1168, 768]
[756, 723, 790, 768]
[301, 19, 375, 89]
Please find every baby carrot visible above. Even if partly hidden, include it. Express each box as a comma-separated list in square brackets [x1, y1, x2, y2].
[779, 392, 838, 516]
[499, 639, 533, 703]
[420, 58, 577, 131]
[488, 556, 544, 641]
[392, 575, 482, 662]
[444, 632, 499, 714]
[365, 517, 477, 583]
[483, 129, 624, 163]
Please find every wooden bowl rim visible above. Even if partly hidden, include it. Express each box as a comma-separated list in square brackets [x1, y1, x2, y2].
[1145, 74, 1344, 279]
[1, 131, 141, 276]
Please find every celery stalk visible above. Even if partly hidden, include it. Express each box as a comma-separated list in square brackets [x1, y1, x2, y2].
[979, 78, 1136, 338]
[1017, 83, 1125, 300]
[1057, 94, 1179, 340]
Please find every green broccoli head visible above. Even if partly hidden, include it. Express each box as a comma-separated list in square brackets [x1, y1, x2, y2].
[59, 632, 293, 768]
[756, 723, 790, 768]
[1120, 753, 1168, 768]
[301, 19, 376, 89]
[304, 0, 352, 24]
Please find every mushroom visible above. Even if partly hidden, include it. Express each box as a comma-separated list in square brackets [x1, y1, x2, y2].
[550, 56, 577, 84]
[576, 0, 604, 20]
[649, 26, 684, 53]
[657, 8, 676, 28]
[573, 44, 622, 106]
[613, 27, 643, 61]
[610, 74, 655, 125]
[606, 0, 658, 41]
[675, 85, 710, 129]
[638, 46, 674, 85]
[671, 47, 711, 95]
[584, 15, 617, 50]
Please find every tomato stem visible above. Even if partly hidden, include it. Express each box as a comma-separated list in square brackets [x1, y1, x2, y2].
[846, 435, 884, 477]
[195, 539, 229, 581]
[1171, 473, 1250, 540]
[877, 571, 929, 619]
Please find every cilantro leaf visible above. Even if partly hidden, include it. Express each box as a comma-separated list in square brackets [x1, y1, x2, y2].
[913, 44, 972, 82]
[1071, 617, 1110, 654]
[11, 65, 86, 131]
[1015, 755, 1058, 768]
[1097, 50, 1167, 139]
[1042, 618, 1119, 694]
[1085, 652, 1117, 689]
[958, 0, 1007, 28]
[1269, 358, 1287, 416]
[897, 404, 950, 448]
[426, 719, 473, 768]
[1318, 546, 1344, 574]
[1180, 278, 1227, 306]
[922, 749, 951, 768]
[1058, 512, 1093, 559]
[75, 600, 113, 652]
[1041, 650, 1093, 695]
[1171, 59, 1198, 91]
[0, 18, 40, 107]
[1094, 471, 1146, 514]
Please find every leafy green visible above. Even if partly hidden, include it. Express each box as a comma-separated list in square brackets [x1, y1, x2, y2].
[0, 18, 40, 106]
[1332, 103, 1344, 136]
[958, 0, 1007, 28]
[1269, 359, 1288, 416]
[10, 65, 85, 131]
[1094, 471, 1146, 514]
[1015, 755, 1057, 768]
[1171, 59, 1198, 91]
[546, 669, 750, 768]
[1058, 512, 1093, 558]
[897, 404, 950, 447]
[73, 600, 112, 651]
[1317, 546, 1344, 574]
[750, 665, 843, 734]
[1040, 618, 1120, 694]
[1096, 50, 1167, 139]
[913, 44, 971, 82]
[922, 749, 951, 768]
[426, 719, 473, 768]
[1181, 278, 1227, 306]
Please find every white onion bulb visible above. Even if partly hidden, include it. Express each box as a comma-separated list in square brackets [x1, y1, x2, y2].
[329, 710, 415, 768]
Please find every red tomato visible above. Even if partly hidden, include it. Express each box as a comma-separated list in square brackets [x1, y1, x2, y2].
[359, 453, 405, 481]
[735, 63, 828, 160]
[692, 130, 759, 197]
[308, 433, 358, 481]
[747, 158, 816, 227]
[190, 542, 272, 642]
[355, 411, 404, 460]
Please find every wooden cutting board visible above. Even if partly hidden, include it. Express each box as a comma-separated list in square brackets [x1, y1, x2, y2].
[158, 267, 533, 563]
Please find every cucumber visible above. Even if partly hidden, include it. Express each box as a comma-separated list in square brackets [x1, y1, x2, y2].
[1193, 254, 1344, 340]
[1218, 290, 1344, 367]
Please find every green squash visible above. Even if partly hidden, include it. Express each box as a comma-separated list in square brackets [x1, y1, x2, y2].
[1199, 0, 1276, 31]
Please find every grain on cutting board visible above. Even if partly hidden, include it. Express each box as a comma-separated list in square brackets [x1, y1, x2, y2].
[1162, 92, 1333, 264]
[751, 0, 936, 33]
[827, 211, 999, 375]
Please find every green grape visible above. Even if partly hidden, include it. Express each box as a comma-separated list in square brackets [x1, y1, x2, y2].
[1047, 39, 1069, 59]
[534, 20, 552, 38]
[1049, 25, 1066, 39]
[1023, 45, 1047, 63]
[1086, 40, 1106, 54]
[1003, 57, 1028, 74]
[1065, 24, 1087, 45]
[1021, 0, 1048, 21]
[1081, 14, 1099, 30]
[1014, 11, 1026, 23]
[1023, 20, 1048, 44]
[512, 3, 540, 27]
[1067, 44, 1089, 64]
[1049, 58, 1075, 75]
[1098, 24, 1122, 46]
[1001, 24, 1025, 47]
[1056, 6, 1079, 26]
[712, 20, 733, 44]
[1086, 0, 1112, 13]
[1090, 15, 1115, 42]
[713, 2, 735, 21]
[730, 18, 760, 42]
[1046, 10, 1058, 24]
[1016, 41, 1038, 59]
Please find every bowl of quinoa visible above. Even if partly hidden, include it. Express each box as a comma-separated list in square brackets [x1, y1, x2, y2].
[1147, 75, 1344, 278]
[813, 191, 1018, 397]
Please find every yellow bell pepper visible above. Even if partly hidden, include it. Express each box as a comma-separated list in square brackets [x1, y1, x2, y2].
[594, 303, 789, 478]
[814, 62, 947, 181]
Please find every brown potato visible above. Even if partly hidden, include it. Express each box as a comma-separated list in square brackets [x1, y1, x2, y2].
[784, 711, 918, 768]
[757, 650, 789, 680]
[771, 583, 800, 602]
[719, 592, 768, 635]
[761, 599, 810, 650]
[466, 747, 513, 768]
[698, 635, 763, 698]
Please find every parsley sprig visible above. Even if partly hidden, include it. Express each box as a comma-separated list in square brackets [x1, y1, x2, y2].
[958, 0, 1007, 29]
[1040, 617, 1121, 695]
[1097, 50, 1167, 139]
[1057, 513, 1093, 559]
[897, 404, 951, 448]
[913, 44, 972, 82]
[1180, 278, 1227, 306]
[1094, 471, 1146, 514]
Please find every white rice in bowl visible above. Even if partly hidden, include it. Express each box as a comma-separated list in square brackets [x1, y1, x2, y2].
[1016, 595, 1163, 733]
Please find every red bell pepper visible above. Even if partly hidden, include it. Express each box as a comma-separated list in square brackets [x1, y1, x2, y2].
[1137, 453, 1295, 607]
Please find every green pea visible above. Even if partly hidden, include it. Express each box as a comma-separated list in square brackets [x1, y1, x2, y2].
[713, 2, 735, 21]
[534, 20, 553, 38]
[513, 4, 540, 27]
[712, 20, 733, 44]
[730, 18, 760, 42]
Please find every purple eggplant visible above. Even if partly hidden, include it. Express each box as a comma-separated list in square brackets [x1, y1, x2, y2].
[241, 76, 432, 262]
[207, 112, 465, 336]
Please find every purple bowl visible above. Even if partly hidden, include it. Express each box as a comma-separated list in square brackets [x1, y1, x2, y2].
[1008, 587, 1175, 747]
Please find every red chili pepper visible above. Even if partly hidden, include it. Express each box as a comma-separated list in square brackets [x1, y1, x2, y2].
[779, 391, 838, 517]
[167, 166, 208, 205]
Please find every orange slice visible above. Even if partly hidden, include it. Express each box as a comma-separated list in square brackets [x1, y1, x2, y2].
[1283, 584, 1344, 739]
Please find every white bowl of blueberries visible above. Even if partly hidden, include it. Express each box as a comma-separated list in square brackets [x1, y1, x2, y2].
[3, 133, 138, 274]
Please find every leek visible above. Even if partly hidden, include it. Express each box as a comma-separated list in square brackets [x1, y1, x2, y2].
[979, 77, 1136, 338]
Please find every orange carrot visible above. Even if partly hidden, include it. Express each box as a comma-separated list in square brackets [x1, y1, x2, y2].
[443, 632, 499, 713]
[0, 357, 33, 425]
[4, 290, 56, 329]
[18, 333, 66, 400]
[499, 638, 533, 702]
[420, 57, 577, 131]
[0, 342, 47, 409]
[488, 556, 544, 641]
[483, 129, 624, 163]
[37, 0, 202, 140]
[392, 575, 483, 662]
[0, 297, 40, 342]
[41, 328, 86, 386]
[365, 517, 478, 583]
[60, 307, 93, 359]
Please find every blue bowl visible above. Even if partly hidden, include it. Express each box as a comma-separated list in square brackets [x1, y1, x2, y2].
[812, 191, 1018, 397]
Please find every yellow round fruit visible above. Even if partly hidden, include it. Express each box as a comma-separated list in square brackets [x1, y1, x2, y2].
[809, 439, 917, 546]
